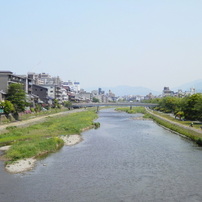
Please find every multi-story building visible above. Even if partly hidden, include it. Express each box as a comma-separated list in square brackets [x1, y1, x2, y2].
[162, 87, 174, 97]
[40, 84, 62, 103]
[61, 88, 69, 101]
[28, 72, 62, 87]
[0, 90, 6, 102]
[32, 84, 48, 104]
[0, 71, 32, 94]
[62, 81, 80, 93]
[144, 93, 155, 100]
[75, 91, 91, 102]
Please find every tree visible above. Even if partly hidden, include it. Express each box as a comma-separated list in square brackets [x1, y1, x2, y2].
[158, 96, 181, 113]
[52, 99, 61, 108]
[92, 97, 99, 103]
[6, 83, 27, 120]
[182, 94, 202, 120]
[0, 100, 15, 120]
[175, 111, 184, 121]
[63, 101, 72, 109]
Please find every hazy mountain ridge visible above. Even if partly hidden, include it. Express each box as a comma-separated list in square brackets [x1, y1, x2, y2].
[173, 79, 202, 92]
[86, 79, 202, 96]
[102, 86, 160, 96]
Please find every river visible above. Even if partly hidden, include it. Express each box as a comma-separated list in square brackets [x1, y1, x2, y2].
[1, 108, 202, 202]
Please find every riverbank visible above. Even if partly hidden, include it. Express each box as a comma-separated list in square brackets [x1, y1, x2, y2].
[0, 109, 98, 174]
[146, 108, 202, 145]
[60, 134, 82, 146]
[0, 108, 85, 133]
[116, 106, 202, 145]
[3, 134, 82, 173]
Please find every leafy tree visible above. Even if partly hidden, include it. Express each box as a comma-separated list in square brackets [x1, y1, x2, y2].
[92, 97, 99, 103]
[158, 96, 181, 113]
[6, 83, 27, 120]
[52, 99, 61, 108]
[175, 111, 184, 121]
[34, 104, 42, 112]
[181, 94, 202, 120]
[63, 101, 72, 109]
[0, 100, 14, 115]
[194, 95, 202, 121]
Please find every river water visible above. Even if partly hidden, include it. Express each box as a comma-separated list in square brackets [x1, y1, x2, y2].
[1, 108, 202, 202]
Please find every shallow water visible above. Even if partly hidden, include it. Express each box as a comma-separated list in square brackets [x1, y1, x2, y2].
[1, 109, 202, 202]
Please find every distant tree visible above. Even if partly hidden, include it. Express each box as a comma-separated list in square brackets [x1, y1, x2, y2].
[174, 111, 184, 121]
[52, 99, 61, 108]
[6, 83, 27, 120]
[34, 104, 42, 112]
[63, 101, 72, 109]
[194, 95, 202, 121]
[182, 94, 202, 120]
[92, 97, 99, 103]
[158, 96, 181, 113]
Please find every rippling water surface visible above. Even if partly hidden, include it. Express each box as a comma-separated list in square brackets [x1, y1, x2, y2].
[1, 108, 202, 202]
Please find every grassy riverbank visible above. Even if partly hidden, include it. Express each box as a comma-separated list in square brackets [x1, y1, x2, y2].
[147, 111, 202, 145]
[1, 109, 98, 164]
[116, 107, 202, 146]
[116, 107, 147, 114]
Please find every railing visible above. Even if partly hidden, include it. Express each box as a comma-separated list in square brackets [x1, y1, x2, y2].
[72, 102, 158, 108]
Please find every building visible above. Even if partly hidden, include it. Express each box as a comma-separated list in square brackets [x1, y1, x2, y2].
[32, 84, 48, 104]
[40, 84, 62, 103]
[28, 72, 62, 87]
[62, 81, 80, 93]
[0, 90, 6, 102]
[144, 93, 155, 100]
[162, 87, 174, 97]
[75, 91, 91, 102]
[0, 71, 32, 94]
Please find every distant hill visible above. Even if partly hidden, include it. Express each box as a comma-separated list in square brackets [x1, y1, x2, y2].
[173, 79, 202, 93]
[85, 79, 202, 97]
[102, 86, 160, 96]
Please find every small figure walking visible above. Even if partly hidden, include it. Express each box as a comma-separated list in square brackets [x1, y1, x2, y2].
[190, 122, 193, 127]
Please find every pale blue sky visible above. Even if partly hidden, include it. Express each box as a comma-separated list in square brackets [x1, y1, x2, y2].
[1, 1, 202, 91]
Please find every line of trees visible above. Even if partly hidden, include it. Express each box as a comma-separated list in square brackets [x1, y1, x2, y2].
[149, 94, 202, 121]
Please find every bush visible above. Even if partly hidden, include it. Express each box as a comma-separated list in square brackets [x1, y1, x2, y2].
[93, 122, 100, 129]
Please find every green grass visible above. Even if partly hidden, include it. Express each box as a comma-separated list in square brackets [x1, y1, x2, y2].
[147, 112, 202, 146]
[6, 137, 64, 164]
[1, 110, 98, 163]
[150, 110, 202, 128]
[116, 107, 146, 114]
[20, 108, 68, 121]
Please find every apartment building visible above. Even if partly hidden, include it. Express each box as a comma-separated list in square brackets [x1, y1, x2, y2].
[32, 84, 48, 104]
[0, 71, 32, 94]
[40, 84, 62, 103]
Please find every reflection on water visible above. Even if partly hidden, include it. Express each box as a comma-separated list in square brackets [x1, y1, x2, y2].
[1, 108, 202, 202]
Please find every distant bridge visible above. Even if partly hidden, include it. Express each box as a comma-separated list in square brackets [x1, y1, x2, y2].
[72, 102, 158, 111]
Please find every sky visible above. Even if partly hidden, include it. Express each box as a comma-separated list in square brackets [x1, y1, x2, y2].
[1, 0, 202, 91]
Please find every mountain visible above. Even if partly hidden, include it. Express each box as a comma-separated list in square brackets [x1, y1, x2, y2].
[173, 79, 202, 93]
[102, 86, 160, 96]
